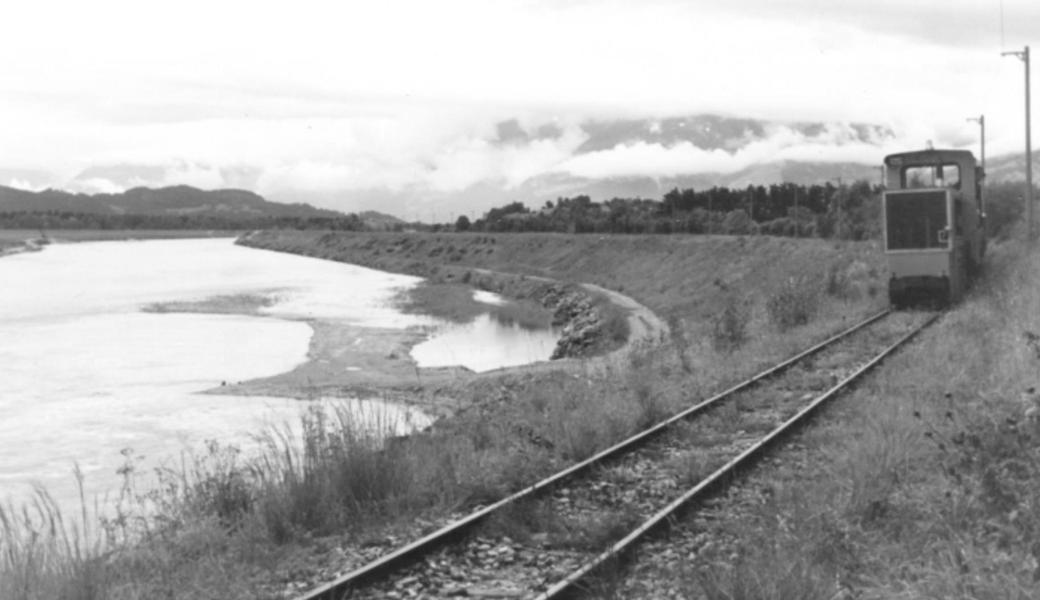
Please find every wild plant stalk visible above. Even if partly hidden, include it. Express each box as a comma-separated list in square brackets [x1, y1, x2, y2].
[1, 468, 110, 600]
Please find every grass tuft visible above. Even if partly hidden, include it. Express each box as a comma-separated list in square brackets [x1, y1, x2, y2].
[0, 470, 109, 600]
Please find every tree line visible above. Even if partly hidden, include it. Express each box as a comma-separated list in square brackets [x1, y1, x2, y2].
[2, 180, 1031, 240]
[455, 180, 1031, 240]
[459, 182, 881, 239]
[0, 211, 367, 232]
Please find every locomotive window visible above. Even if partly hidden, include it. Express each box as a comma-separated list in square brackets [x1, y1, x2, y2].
[886, 191, 949, 250]
[903, 164, 960, 189]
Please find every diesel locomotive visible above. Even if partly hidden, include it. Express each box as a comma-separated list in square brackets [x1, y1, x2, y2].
[882, 148, 986, 307]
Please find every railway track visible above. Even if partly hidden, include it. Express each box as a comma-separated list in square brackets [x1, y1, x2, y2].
[295, 309, 937, 600]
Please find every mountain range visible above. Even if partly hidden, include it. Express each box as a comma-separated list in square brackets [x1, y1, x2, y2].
[0, 185, 342, 219]
[3, 114, 1036, 221]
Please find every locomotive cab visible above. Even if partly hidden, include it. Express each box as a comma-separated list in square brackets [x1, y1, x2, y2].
[882, 149, 985, 307]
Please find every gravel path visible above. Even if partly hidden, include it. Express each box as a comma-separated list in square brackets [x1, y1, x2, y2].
[579, 281, 669, 369]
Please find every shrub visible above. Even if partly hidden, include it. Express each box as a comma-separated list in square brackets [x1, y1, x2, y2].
[824, 262, 850, 298]
[667, 315, 693, 373]
[984, 182, 1029, 239]
[627, 350, 668, 428]
[719, 209, 757, 235]
[711, 297, 752, 352]
[766, 276, 820, 331]
[824, 260, 875, 300]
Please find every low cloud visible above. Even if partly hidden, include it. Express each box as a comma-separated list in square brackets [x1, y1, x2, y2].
[163, 163, 226, 190]
[422, 124, 587, 192]
[555, 123, 902, 179]
[8, 178, 46, 192]
[66, 177, 125, 195]
[256, 161, 378, 195]
[250, 116, 587, 196]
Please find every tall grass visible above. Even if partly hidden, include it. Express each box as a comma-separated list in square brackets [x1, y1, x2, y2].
[0, 402, 416, 599]
[0, 470, 108, 600]
[0, 358, 678, 598]
[252, 404, 416, 541]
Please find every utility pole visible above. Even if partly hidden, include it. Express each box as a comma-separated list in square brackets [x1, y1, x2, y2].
[968, 114, 986, 217]
[836, 177, 844, 240]
[707, 191, 713, 235]
[1002, 46, 1033, 239]
[793, 185, 799, 237]
[967, 114, 986, 169]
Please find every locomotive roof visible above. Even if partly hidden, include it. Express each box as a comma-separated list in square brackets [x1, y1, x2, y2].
[883, 148, 976, 166]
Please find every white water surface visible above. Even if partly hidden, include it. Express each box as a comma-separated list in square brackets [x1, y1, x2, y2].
[411, 314, 559, 372]
[0, 238, 553, 512]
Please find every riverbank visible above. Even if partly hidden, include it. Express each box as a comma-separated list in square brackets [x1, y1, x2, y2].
[0, 233, 47, 256]
[218, 232, 670, 412]
[1, 229, 242, 259]
[0, 228, 239, 245]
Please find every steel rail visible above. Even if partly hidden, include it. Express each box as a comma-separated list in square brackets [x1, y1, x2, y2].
[535, 311, 939, 599]
[294, 309, 891, 600]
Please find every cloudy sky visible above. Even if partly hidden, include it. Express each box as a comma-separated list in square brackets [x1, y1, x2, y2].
[1, 0, 1037, 215]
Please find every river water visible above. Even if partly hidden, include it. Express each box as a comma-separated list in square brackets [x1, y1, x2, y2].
[0, 238, 558, 511]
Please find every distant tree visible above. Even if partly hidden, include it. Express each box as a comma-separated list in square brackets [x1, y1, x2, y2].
[457, 179, 891, 239]
[985, 182, 1031, 238]
[455, 215, 471, 232]
[721, 209, 756, 235]
[483, 201, 530, 232]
